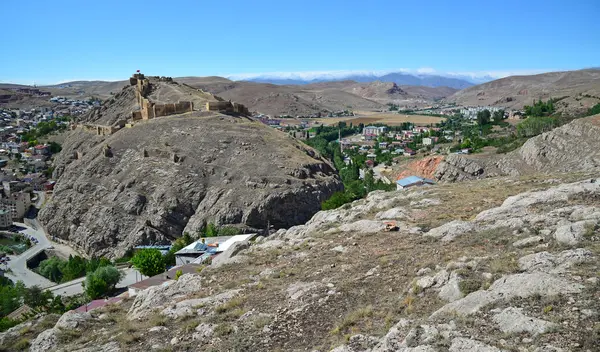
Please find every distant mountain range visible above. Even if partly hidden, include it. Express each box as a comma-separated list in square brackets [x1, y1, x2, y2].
[237, 72, 482, 89]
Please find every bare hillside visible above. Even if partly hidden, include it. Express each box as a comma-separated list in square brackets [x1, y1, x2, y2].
[448, 69, 600, 115]
[434, 114, 600, 182]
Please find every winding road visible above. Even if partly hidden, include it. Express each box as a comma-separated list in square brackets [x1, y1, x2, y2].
[3, 191, 144, 296]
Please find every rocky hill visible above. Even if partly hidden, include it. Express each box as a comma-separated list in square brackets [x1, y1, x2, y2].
[340, 82, 458, 103]
[447, 69, 600, 116]
[10, 171, 599, 351]
[434, 114, 600, 182]
[37, 79, 343, 258]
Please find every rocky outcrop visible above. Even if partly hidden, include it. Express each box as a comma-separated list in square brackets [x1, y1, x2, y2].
[40, 101, 342, 257]
[25, 173, 600, 352]
[434, 114, 600, 182]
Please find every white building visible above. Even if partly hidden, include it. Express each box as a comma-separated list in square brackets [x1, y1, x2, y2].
[363, 126, 387, 140]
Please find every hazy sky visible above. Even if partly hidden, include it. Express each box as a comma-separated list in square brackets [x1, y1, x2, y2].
[1, 0, 598, 84]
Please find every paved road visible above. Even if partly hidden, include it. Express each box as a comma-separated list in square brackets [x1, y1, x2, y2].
[4, 222, 55, 288]
[48, 267, 142, 297]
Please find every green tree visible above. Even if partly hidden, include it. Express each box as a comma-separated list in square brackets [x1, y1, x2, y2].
[476, 109, 491, 126]
[84, 266, 123, 299]
[131, 249, 166, 277]
[38, 257, 64, 283]
[48, 142, 62, 153]
[23, 286, 52, 309]
[61, 255, 87, 282]
[205, 223, 218, 237]
[492, 109, 505, 121]
[517, 116, 557, 137]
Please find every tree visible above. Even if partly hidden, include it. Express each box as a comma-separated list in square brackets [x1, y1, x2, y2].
[492, 109, 505, 121]
[48, 142, 62, 154]
[476, 109, 491, 126]
[38, 257, 64, 283]
[204, 223, 218, 237]
[84, 266, 122, 299]
[131, 249, 166, 277]
[23, 285, 52, 309]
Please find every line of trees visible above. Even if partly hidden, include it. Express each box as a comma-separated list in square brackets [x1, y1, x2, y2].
[304, 123, 394, 210]
[524, 99, 556, 117]
[37, 255, 112, 283]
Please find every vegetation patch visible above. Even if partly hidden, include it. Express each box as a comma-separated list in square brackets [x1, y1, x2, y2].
[330, 306, 374, 336]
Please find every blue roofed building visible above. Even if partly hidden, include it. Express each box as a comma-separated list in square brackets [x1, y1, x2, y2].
[396, 176, 435, 190]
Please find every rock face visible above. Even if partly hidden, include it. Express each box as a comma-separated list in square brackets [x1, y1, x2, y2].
[435, 114, 600, 182]
[39, 101, 342, 257]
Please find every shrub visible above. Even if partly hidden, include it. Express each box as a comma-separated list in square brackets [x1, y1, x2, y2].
[458, 279, 482, 295]
[131, 249, 166, 277]
[84, 266, 123, 299]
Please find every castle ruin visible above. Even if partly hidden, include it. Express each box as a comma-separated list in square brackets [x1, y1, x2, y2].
[129, 73, 194, 121]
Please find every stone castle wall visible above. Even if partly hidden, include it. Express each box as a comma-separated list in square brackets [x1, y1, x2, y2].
[130, 74, 194, 121]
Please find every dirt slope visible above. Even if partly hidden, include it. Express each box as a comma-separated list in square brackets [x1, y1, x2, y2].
[434, 114, 600, 182]
[448, 69, 600, 115]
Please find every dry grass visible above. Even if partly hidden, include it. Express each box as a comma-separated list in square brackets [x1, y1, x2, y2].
[330, 306, 374, 336]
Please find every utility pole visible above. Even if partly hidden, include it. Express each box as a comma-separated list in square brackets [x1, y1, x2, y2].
[339, 127, 342, 154]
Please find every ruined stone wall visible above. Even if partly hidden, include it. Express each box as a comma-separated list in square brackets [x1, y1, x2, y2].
[175, 101, 193, 114]
[206, 101, 249, 116]
[131, 111, 143, 121]
[127, 73, 195, 122]
[77, 124, 120, 136]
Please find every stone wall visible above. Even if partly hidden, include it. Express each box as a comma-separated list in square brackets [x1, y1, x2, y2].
[206, 101, 249, 116]
[129, 73, 194, 121]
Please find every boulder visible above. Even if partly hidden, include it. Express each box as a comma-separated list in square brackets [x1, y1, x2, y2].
[554, 220, 596, 245]
[337, 220, 386, 233]
[492, 307, 556, 335]
[449, 337, 505, 352]
[431, 273, 584, 318]
[212, 240, 250, 268]
[30, 328, 58, 352]
[512, 236, 544, 248]
[424, 220, 476, 242]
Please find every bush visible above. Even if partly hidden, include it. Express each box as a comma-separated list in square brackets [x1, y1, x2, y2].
[84, 266, 122, 299]
[0, 317, 19, 332]
[517, 116, 557, 137]
[131, 249, 166, 277]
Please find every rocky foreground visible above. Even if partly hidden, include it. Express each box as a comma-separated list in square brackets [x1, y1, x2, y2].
[7, 172, 599, 351]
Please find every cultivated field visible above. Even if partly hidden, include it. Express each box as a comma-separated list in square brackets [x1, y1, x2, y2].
[306, 113, 445, 126]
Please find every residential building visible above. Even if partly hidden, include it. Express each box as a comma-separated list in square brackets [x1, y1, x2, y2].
[175, 234, 256, 265]
[396, 176, 436, 190]
[1, 191, 31, 219]
[363, 126, 387, 140]
[403, 148, 416, 156]
[128, 264, 204, 297]
[0, 209, 12, 229]
[422, 137, 438, 146]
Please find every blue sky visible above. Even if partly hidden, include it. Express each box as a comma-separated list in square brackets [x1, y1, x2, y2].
[1, 0, 598, 84]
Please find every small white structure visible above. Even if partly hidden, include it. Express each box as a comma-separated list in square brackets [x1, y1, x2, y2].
[396, 176, 436, 190]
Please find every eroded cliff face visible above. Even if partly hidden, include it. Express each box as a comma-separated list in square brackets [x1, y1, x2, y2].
[39, 113, 342, 257]
[434, 114, 600, 182]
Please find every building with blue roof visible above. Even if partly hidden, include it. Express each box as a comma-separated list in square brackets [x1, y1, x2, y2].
[396, 176, 435, 190]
